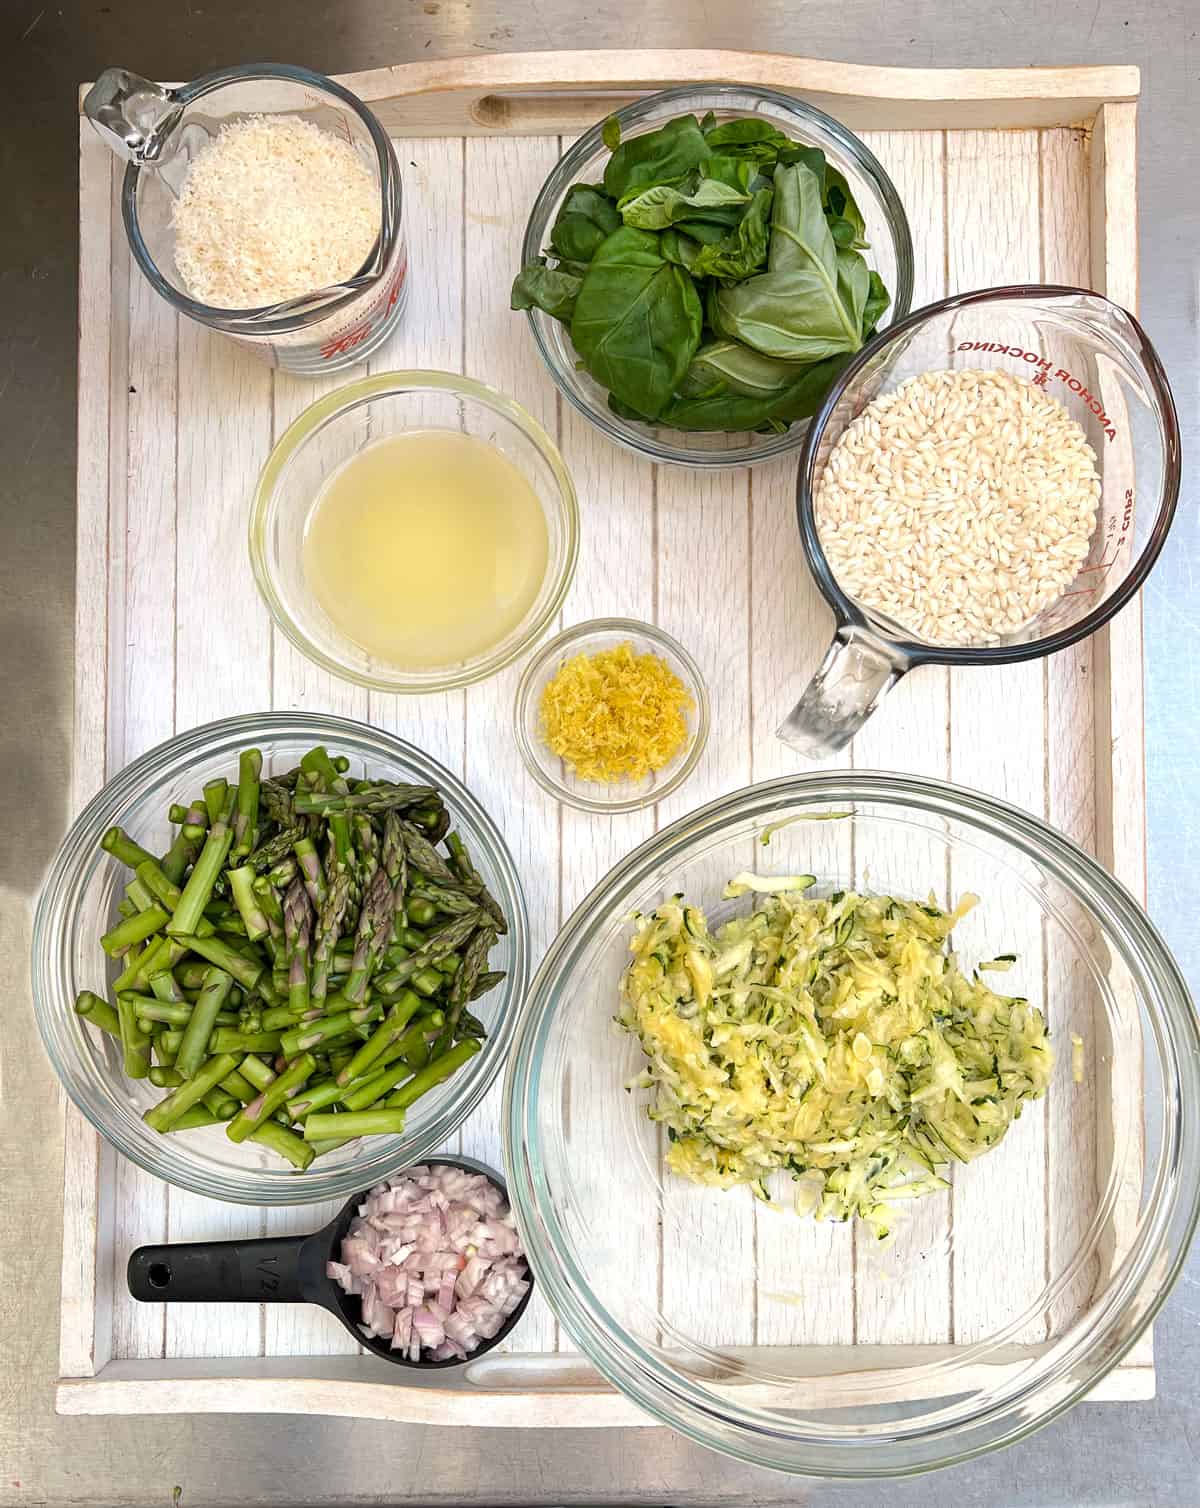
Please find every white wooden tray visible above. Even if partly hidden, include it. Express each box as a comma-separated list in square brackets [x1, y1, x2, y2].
[62, 49, 1151, 1422]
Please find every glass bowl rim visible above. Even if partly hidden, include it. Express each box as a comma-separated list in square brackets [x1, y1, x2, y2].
[519, 82, 916, 470]
[32, 711, 531, 1206]
[503, 767, 1200, 1476]
[248, 370, 581, 694]
[512, 616, 712, 813]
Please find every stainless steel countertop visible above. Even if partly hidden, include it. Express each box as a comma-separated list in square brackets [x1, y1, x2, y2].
[2, 2, 1196, 1502]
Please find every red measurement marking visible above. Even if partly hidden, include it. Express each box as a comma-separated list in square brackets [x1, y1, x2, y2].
[320, 323, 371, 360]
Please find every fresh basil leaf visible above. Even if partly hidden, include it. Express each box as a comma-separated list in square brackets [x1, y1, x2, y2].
[657, 353, 852, 432]
[660, 229, 704, 270]
[602, 115, 710, 200]
[680, 340, 814, 398]
[702, 155, 756, 193]
[703, 118, 788, 147]
[510, 262, 583, 324]
[677, 217, 735, 245]
[702, 118, 791, 155]
[549, 183, 622, 264]
[836, 249, 870, 337]
[862, 271, 891, 336]
[571, 226, 703, 419]
[772, 148, 868, 248]
[620, 177, 751, 231]
[768, 354, 854, 420]
[690, 186, 773, 280]
[712, 267, 864, 360]
[823, 166, 869, 249]
[778, 143, 828, 181]
[767, 161, 837, 278]
[710, 160, 863, 359]
[518, 110, 892, 435]
[608, 392, 657, 422]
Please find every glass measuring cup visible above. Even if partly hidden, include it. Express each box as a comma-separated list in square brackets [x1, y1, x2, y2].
[779, 286, 1180, 758]
[84, 65, 408, 375]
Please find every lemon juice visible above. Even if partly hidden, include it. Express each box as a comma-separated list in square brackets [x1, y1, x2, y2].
[304, 430, 549, 670]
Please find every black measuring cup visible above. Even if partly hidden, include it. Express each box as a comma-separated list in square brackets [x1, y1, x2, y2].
[127, 1155, 532, 1368]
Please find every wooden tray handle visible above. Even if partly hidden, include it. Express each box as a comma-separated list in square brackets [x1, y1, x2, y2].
[81, 50, 1139, 134]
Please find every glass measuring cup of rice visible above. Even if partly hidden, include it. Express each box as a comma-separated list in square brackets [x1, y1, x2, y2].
[779, 286, 1180, 758]
[84, 64, 407, 375]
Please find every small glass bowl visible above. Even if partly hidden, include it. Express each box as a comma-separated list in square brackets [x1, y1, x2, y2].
[518, 84, 914, 469]
[31, 712, 529, 1206]
[513, 618, 709, 813]
[249, 371, 579, 693]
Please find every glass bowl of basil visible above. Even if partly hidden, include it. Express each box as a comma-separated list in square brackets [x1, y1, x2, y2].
[513, 85, 913, 468]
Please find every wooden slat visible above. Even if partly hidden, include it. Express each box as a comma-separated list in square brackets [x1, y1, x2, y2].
[166, 325, 273, 1359]
[60, 127, 118, 1382]
[849, 128, 953, 1348]
[108, 252, 179, 1365]
[1085, 100, 1152, 1372]
[366, 136, 469, 778]
[1088, 102, 1145, 904]
[944, 129, 1048, 1347]
[749, 441, 855, 1347]
[259, 136, 470, 1359]
[57, 1335, 1157, 1423]
[1038, 126, 1103, 1340]
[657, 463, 756, 1350]
[459, 134, 562, 1353]
[553, 374, 659, 1349]
[262, 349, 370, 1366]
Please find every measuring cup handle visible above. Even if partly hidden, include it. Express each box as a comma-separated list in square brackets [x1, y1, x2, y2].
[128, 1235, 312, 1305]
[777, 626, 905, 759]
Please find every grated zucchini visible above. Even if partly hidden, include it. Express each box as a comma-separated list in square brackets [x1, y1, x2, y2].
[617, 882, 1053, 1240]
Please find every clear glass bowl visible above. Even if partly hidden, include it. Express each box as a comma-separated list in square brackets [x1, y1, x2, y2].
[249, 372, 579, 693]
[518, 85, 914, 469]
[504, 772, 1200, 1476]
[512, 618, 710, 813]
[32, 713, 529, 1206]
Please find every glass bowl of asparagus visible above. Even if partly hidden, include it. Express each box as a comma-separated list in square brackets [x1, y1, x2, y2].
[32, 712, 528, 1205]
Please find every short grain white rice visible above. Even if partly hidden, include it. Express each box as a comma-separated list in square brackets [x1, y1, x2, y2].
[814, 368, 1101, 646]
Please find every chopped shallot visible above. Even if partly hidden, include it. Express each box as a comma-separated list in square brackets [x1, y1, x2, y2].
[328, 1164, 529, 1362]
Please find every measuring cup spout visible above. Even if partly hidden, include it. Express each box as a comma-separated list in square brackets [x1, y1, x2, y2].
[778, 626, 906, 759]
[83, 68, 184, 169]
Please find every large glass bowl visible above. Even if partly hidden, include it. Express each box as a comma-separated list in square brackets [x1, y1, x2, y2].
[33, 713, 529, 1206]
[518, 85, 914, 469]
[249, 372, 579, 693]
[504, 772, 1200, 1476]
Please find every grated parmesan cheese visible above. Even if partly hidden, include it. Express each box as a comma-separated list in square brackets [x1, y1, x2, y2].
[172, 114, 380, 309]
[538, 641, 694, 783]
